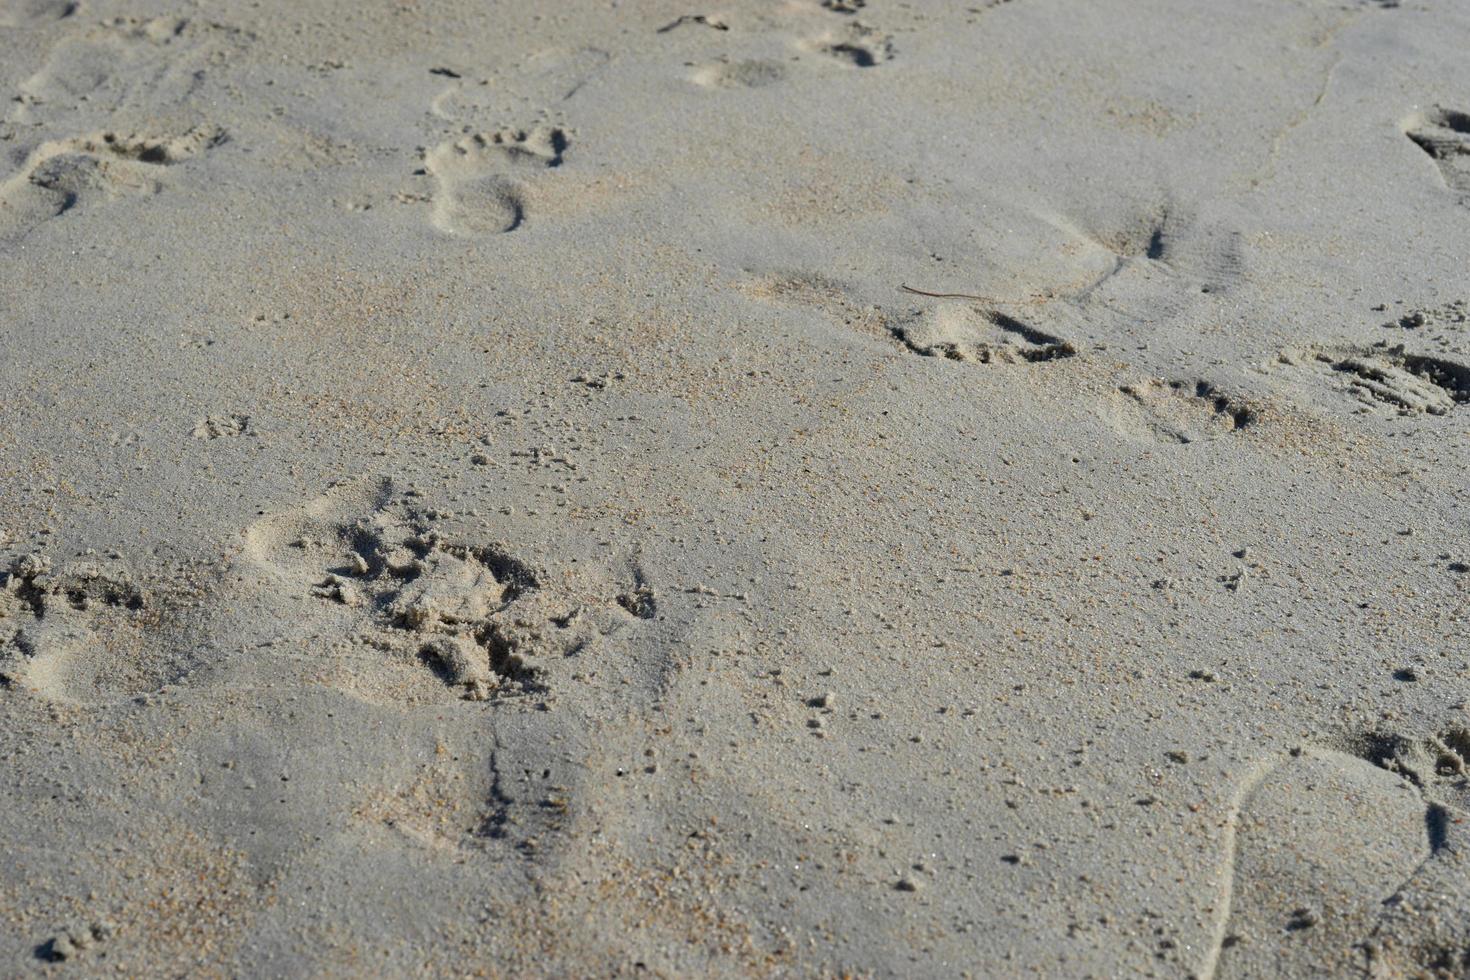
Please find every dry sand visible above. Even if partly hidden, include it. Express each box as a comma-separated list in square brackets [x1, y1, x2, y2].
[2, 0, 1470, 975]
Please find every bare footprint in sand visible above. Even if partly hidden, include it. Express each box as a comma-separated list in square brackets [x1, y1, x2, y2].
[242, 476, 643, 704]
[1210, 731, 1470, 978]
[890, 303, 1076, 364]
[430, 47, 610, 121]
[801, 22, 895, 67]
[0, 0, 78, 26]
[1066, 203, 1249, 324]
[13, 16, 246, 121]
[1278, 342, 1470, 416]
[0, 553, 210, 704]
[1105, 378, 1257, 445]
[422, 126, 568, 236]
[690, 59, 789, 90]
[1405, 107, 1470, 202]
[0, 126, 223, 242]
[739, 272, 1078, 364]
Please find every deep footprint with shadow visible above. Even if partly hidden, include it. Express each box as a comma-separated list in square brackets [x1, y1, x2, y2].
[1282, 342, 1470, 416]
[738, 272, 1077, 364]
[0, 126, 223, 242]
[1406, 107, 1470, 201]
[1108, 378, 1256, 444]
[423, 126, 568, 236]
[243, 477, 645, 703]
[890, 303, 1076, 364]
[803, 22, 894, 67]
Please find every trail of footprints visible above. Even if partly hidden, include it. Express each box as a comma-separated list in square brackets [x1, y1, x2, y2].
[1, 478, 653, 705]
[742, 268, 1272, 446]
[422, 125, 568, 236]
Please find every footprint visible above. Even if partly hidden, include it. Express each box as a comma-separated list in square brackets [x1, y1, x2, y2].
[1210, 730, 1470, 978]
[1074, 204, 1248, 315]
[422, 126, 568, 236]
[1281, 343, 1470, 416]
[14, 17, 246, 120]
[739, 272, 1078, 363]
[430, 48, 610, 121]
[738, 271, 895, 345]
[243, 477, 644, 703]
[1107, 378, 1257, 444]
[0, 552, 205, 704]
[890, 302, 1076, 364]
[0, 126, 224, 242]
[1406, 107, 1470, 200]
[1379, 299, 1468, 333]
[690, 59, 789, 89]
[803, 22, 895, 67]
[353, 734, 573, 861]
[1362, 733, 1470, 979]
[656, 13, 728, 33]
[191, 413, 250, 439]
[0, 0, 78, 26]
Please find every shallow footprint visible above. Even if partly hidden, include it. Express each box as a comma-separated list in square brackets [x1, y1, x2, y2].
[690, 59, 788, 89]
[0, 553, 207, 705]
[1213, 748, 1429, 978]
[422, 126, 568, 236]
[1212, 732, 1470, 979]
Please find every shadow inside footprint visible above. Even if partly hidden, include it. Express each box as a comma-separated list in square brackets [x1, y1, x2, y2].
[1213, 733, 1470, 978]
[889, 303, 1075, 364]
[0, 127, 223, 242]
[435, 174, 525, 235]
[1406, 107, 1470, 198]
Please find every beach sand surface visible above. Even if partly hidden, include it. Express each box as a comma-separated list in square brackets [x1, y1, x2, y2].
[2, 0, 1470, 975]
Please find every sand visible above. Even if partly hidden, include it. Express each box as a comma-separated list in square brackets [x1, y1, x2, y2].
[2, 0, 1469, 975]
